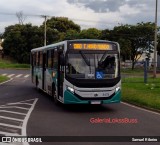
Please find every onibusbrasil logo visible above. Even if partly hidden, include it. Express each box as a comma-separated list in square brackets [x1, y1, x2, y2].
[2, 137, 42, 143]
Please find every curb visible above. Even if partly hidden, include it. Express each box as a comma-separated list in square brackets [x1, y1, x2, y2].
[0, 78, 13, 85]
[122, 101, 160, 115]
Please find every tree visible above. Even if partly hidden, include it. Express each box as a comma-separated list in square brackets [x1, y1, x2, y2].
[79, 28, 102, 39]
[16, 11, 26, 25]
[2, 24, 43, 63]
[101, 29, 110, 40]
[111, 22, 156, 69]
[0, 33, 3, 39]
[63, 29, 80, 40]
[46, 17, 80, 33]
[39, 24, 60, 45]
[40, 17, 81, 44]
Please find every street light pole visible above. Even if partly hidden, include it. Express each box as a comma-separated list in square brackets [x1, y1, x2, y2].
[153, 0, 158, 78]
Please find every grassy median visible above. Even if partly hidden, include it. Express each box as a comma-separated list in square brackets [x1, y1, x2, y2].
[122, 77, 160, 111]
[0, 75, 9, 83]
[0, 58, 30, 69]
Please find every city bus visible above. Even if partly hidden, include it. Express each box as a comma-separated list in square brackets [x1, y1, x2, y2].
[31, 39, 121, 104]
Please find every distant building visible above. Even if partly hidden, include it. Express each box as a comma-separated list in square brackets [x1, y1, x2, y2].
[123, 52, 160, 68]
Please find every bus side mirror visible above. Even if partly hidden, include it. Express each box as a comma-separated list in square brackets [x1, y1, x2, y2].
[60, 54, 65, 66]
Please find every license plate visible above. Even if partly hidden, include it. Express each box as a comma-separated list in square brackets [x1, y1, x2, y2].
[91, 101, 101, 104]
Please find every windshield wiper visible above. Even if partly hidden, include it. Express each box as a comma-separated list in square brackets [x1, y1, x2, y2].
[79, 51, 90, 66]
[99, 51, 107, 64]
[79, 51, 91, 74]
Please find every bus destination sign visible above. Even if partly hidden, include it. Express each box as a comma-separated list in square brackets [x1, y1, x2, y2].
[72, 43, 112, 50]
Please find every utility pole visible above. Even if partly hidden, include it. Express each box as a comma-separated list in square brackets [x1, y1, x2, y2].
[153, 0, 158, 78]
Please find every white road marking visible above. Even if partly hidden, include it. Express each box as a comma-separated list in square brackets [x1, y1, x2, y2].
[0, 98, 38, 145]
[15, 74, 23, 78]
[7, 102, 32, 106]
[0, 106, 30, 110]
[0, 143, 16, 145]
[122, 102, 160, 116]
[24, 74, 30, 78]
[0, 131, 18, 136]
[0, 116, 24, 122]
[22, 98, 38, 136]
[7, 74, 15, 78]
[22, 98, 38, 145]
[1, 73, 7, 76]
[0, 78, 13, 85]
[0, 123, 22, 129]
[16, 98, 36, 103]
[0, 110, 26, 115]
[1, 73, 30, 79]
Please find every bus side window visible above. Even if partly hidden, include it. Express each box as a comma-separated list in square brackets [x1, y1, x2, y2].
[47, 50, 54, 68]
[53, 49, 58, 69]
[36, 52, 39, 67]
[39, 51, 43, 68]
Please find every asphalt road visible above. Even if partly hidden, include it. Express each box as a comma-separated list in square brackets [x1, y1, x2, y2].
[0, 69, 160, 145]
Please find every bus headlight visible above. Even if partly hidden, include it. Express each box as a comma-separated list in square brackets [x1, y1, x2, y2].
[116, 87, 120, 92]
[67, 86, 74, 94]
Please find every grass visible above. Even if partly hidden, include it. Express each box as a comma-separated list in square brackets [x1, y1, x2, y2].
[0, 58, 30, 69]
[0, 75, 9, 83]
[122, 77, 160, 111]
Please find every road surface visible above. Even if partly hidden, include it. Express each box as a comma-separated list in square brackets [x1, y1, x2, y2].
[0, 69, 160, 145]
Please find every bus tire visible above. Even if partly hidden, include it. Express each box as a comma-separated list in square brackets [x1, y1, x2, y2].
[52, 84, 59, 105]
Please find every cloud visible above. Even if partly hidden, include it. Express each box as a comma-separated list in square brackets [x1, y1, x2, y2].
[67, 0, 147, 13]
[0, 0, 159, 32]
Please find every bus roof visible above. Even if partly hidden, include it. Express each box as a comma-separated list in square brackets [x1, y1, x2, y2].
[31, 40, 67, 52]
[31, 39, 119, 52]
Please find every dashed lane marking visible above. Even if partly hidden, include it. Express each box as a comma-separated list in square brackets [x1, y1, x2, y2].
[7, 74, 15, 78]
[24, 75, 30, 78]
[1, 73, 7, 76]
[0, 73, 30, 79]
[15, 74, 23, 78]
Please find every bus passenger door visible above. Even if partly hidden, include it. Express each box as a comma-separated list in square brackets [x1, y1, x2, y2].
[58, 51, 64, 99]
[42, 52, 46, 91]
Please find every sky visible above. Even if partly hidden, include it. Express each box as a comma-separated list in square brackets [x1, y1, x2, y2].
[0, 0, 160, 33]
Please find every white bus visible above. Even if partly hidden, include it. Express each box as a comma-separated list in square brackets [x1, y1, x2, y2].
[31, 39, 121, 104]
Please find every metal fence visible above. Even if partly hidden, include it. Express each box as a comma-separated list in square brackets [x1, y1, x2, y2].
[121, 61, 160, 83]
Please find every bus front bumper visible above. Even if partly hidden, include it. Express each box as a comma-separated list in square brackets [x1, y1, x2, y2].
[63, 90, 121, 104]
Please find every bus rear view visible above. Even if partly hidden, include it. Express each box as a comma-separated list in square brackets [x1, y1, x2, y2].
[64, 40, 121, 104]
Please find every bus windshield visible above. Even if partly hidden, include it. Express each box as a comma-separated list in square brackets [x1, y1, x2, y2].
[66, 51, 119, 80]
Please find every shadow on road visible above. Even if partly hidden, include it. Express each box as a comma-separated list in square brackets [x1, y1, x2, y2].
[61, 104, 116, 113]
[33, 87, 117, 114]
